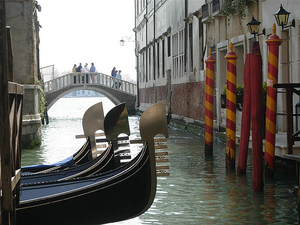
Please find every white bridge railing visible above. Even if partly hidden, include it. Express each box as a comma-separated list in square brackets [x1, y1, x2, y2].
[43, 72, 137, 95]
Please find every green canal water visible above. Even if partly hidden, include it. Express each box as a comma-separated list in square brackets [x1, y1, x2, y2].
[21, 97, 298, 224]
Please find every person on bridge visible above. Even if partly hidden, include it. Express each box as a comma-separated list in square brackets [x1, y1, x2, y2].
[76, 63, 82, 72]
[111, 67, 116, 88]
[116, 70, 122, 88]
[82, 63, 90, 83]
[111, 67, 116, 77]
[76, 63, 82, 83]
[90, 63, 96, 83]
[72, 64, 77, 84]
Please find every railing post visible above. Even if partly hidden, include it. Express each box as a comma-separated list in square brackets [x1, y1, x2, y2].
[286, 88, 293, 154]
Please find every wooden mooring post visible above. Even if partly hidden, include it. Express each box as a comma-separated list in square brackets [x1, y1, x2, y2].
[225, 42, 238, 170]
[204, 48, 216, 159]
[237, 54, 251, 174]
[250, 42, 263, 192]
[264, 24, 282, 178]
[0, 0, 24, 224]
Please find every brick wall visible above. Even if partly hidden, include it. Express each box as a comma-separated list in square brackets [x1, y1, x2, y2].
[139, 81, 206, 122]
[139, 85, 167, 104]
[171, 82, 206, 121]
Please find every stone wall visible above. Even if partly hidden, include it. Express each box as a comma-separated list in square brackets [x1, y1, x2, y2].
[5, 0, 42, 148]
[22, 85, 42, 148]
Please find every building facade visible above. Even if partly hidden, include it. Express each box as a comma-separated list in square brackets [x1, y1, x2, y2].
[5, 0, 42, 147]
[134, 0, 300, 132]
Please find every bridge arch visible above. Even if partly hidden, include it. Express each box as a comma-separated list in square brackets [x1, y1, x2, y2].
[44, 73, 137, 113]
[46, 86, 122, 110]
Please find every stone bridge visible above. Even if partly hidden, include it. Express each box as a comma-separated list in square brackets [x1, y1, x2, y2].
[43, 72, 137, 113]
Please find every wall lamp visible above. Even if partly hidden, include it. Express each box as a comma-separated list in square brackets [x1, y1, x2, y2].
[274, 4, 295, 30]
[247, 16, 265, 37]
[119, 36, 135, 46]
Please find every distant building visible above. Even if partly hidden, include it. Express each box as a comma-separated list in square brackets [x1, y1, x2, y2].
[134, 0, 300, 132]
[64, 90, 104, 98]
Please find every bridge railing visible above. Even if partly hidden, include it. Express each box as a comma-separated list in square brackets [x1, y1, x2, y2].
[43, 72, 137, 95]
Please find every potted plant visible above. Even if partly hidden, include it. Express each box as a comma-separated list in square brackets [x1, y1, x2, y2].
[221, 84, 244, 109]
[236, 85, 244, 110]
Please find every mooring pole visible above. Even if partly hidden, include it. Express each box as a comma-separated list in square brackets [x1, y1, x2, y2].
[225, 42, 238, 169]
[251, 41, 263, 191]
[264, 24, 282, 178]
[0, 0, 14, 223]
[237, 54, 251, 174]
[204, 48, 216, 159]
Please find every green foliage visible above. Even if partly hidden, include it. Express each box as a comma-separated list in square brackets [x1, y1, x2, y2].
[237, 85, 244, 95]
[28, 139, 41, 149]
[221, 0, 250, 20]
[40, 88, 46, 119]
[222, 84, 244, 95]
[235, 0, 247, 20]
[262, 81, 267, 107]
[221, 0, 236, 18]
[223, 84, 227, 94]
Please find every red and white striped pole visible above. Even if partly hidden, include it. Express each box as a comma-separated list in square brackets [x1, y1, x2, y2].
[265, 24, 282, 178]
[205, 48, 216, 158]
[225, 42, 238, 169]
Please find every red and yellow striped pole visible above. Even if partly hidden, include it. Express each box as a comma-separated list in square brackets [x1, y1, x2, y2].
[265, 23, 282, 178]
[225, 42, 238, 169]
[205, 48, 216, 158]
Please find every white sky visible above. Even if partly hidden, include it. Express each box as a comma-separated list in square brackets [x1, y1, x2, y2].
[37, 0, 136, 81]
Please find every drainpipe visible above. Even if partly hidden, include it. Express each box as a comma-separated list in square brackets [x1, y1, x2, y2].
[184, 0, 188, 72]
[134, 0, 139, 108]
[153, 0, 156, 80]
[145, 1, 148, 83]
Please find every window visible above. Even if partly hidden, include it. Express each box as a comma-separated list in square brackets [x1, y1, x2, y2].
[199, 17, 204, 70]
[143, 52, 145, 82]
[167, 36, 171, 57]
[153, 45, 155, 80]
[149, 47, 151, 81]
[172, 29, 185, 79]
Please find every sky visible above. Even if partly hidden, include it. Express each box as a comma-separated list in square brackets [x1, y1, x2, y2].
[37, 0, 136, 81]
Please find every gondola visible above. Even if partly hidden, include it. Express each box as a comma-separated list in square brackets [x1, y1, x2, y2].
[21, 101, 106, 174]
[20, 142, 115, 185]
[21, 102, 130, 184]
[16, 101, 168, 225]
[21, 138, 92, 174]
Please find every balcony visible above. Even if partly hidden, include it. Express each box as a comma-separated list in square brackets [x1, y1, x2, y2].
[202, 3, 213, 23]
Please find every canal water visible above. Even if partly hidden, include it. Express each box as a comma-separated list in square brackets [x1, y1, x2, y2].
[21, 97, 298, 224]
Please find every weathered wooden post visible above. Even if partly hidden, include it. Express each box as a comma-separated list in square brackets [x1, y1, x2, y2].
[225, 42, 238, 169]
[237, 54, 251, 174]
[264, 24, 282, 178]
[251, 41, 264, 191]
[0, 0, 14, 223]
[204, 48, 216, 158]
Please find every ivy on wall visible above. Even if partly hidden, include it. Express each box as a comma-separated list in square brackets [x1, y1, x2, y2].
[221, 0, 256, 20]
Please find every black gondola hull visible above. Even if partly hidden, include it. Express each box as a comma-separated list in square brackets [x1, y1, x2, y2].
[16, 145, 153, 225]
